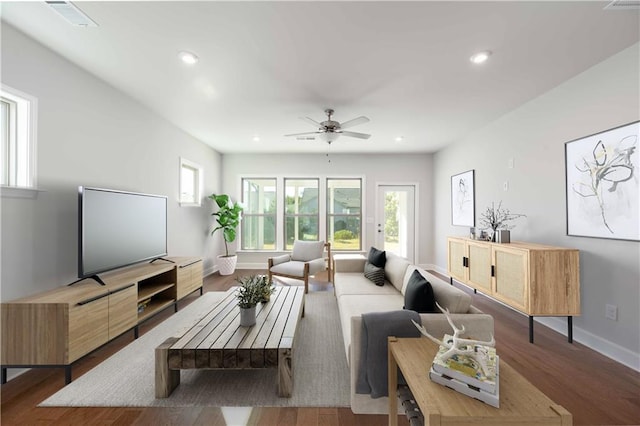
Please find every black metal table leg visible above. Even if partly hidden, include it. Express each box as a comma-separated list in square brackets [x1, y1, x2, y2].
[529, 316, 534, 343]
[1, 367, 6, 384]
[568, 316, 573, 343]
[134, 325, 139, 339]
[65, 365, 72, 384]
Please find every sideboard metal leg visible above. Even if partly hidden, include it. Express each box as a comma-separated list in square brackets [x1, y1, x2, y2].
[64, 365, 72, 384]
[529, 316, 534, 343]
[449, 277, 453, 285]
[568, 316, 573, 343]
[1, 367, 7, 384]
[474, 289, 477, 294]
[134, 325, 139, 339]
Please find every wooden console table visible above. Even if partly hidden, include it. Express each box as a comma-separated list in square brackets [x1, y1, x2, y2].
[388, 337, 572, 426]
[1, 257, 202, 384]
[447, 237, 580, 343]
[156, 285, 305, 398]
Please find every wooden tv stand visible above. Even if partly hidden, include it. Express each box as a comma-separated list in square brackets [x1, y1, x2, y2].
[0, 256, 203, 384]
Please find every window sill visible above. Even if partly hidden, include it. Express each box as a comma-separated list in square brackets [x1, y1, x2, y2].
[0, 186, 46, 199]
[179, 201, 202, 207]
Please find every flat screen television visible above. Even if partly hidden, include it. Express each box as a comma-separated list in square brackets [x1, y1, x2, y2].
[78, 186, 168, 279]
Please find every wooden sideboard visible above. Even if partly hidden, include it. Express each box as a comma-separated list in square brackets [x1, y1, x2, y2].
[447, 237, 580, 343]
[1, 256, 202, 384]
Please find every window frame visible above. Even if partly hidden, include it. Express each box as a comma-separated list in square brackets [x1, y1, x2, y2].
[1, 84, 38, 195]
[178, 157, 203, 207]
[240, 177, 278, 251]
[326, 178, 363, 252]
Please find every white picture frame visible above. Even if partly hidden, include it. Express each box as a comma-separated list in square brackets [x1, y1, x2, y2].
[451, 169, 475, 227]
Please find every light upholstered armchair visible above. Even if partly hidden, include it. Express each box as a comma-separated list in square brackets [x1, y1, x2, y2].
[267, 241, 331, 293]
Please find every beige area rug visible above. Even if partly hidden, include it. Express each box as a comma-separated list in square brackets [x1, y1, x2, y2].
[39, 290, 350, 408]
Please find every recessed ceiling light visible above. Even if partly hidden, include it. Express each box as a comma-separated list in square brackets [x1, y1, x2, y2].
[178, 51, 199, 65]
[470, 50, 492, 64]
[252, 135, 260, 142]
[395, 136, 404, 142]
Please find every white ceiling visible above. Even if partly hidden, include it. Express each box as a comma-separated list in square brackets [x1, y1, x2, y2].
[2, 1, 639, 154]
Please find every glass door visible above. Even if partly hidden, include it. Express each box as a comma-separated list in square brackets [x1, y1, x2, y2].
[376, 185, 416, 262]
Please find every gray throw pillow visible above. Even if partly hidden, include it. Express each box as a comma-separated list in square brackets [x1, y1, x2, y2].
[364, 261, 385, 286]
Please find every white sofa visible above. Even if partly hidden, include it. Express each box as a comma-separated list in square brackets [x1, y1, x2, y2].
[333, 252, 494, 414]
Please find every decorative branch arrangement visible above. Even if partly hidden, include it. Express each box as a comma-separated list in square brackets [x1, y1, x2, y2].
[412, 302, 495, 376]
[478, 201, 525, 232]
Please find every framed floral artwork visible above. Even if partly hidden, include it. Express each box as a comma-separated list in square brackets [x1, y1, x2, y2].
[565, 120, 639, 241]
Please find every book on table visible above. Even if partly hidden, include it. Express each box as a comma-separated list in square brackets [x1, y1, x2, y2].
[431, 334, 498, 394]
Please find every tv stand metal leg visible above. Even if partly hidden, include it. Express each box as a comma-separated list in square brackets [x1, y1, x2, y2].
[529, 316, 534, 343]
[134, 325, 139, 339]
[568, 316, 573, 343]
[1, 367, 6, 384]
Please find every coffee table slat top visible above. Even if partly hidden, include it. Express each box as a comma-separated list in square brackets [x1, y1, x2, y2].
[389, 337, 572, 425]
[169, 286, 304, 369]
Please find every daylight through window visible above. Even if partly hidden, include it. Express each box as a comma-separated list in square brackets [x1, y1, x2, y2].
[327, 178, 362, 251]
[284, 178, 319, 249]
[241, 178, 277, 250]
[1, 85, 37, 188]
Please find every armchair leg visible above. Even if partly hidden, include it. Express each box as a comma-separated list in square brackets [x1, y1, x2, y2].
[304, 275, 309, 294]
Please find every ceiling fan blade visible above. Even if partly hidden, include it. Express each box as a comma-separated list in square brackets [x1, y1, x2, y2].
[300, 117, 323, 128]
[340, 116, 370, 129]
[340, 131, 371, 140]
[285, 131, 321, 137]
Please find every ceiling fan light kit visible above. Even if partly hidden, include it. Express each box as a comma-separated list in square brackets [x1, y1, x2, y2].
[285, 108, 371, 144]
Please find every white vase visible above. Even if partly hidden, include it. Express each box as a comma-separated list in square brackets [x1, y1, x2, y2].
[239, 305, 256, 327]
[217, 254, 237, 275]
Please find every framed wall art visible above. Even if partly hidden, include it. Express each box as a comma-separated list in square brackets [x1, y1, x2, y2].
[451, 169, 475, 227]
[565, 120, 639, 241]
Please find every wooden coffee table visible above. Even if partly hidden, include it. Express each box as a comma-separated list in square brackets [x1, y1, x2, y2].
[155, 285, 304, 398]
[388, 337, 572, 426]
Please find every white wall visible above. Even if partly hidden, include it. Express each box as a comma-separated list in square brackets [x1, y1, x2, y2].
[221, 153, 433, 267]
[433, 44, 640, 370]
[0, 24, 222, 302]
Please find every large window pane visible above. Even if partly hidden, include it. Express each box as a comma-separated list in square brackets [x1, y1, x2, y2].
[285, 216, 319, 249]
[327, 179, 362, 251]
[285, 178, 319, 249]
[241, 178, 276, 250]
[328, 215, 361, 250]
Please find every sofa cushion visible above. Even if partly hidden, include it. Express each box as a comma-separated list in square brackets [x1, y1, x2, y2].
[367, 247, 386, 268]
[364, 262, 385, 286]
[403, 269, 436, 313]
[337, 293, 405, 361]
[334, 272, 399, 298]
[401, 266, 472, 313]
[291, 240, 324, 261]
[384, 252, 411, 292]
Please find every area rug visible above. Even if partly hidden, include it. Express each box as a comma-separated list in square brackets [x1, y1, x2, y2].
[40, 290, 350, 408]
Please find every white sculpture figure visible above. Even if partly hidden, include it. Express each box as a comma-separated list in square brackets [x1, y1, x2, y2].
[412, 302, 495, 376]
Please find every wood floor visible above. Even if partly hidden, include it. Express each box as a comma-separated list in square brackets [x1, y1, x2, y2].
[2, 269, 639, 425]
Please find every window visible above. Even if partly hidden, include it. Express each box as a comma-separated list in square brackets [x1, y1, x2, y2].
[241, 178, 277, 250]
[179, 158, 203, 206]
[1, 85, 37, 189]
[284, 178, 319, 249]
[327, 178, 362, 251]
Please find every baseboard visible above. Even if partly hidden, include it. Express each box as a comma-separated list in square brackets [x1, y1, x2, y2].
[203, 265, 218, 277]
[236, 263, 267, 269]
[535, 317, 640, 372]
[433, 265, 640, 372]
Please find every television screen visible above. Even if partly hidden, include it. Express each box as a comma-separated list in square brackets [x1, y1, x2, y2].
[79, 186, 168, 278]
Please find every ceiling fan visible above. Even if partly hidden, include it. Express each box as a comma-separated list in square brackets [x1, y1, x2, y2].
[285, 109, 371, 143]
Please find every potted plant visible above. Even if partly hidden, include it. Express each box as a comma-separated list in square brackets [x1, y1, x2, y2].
[257, 275, 276, 303]
[235, 275, 265, 326]
[209, 193, 243, 275]
[479, 201, 526, 242]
